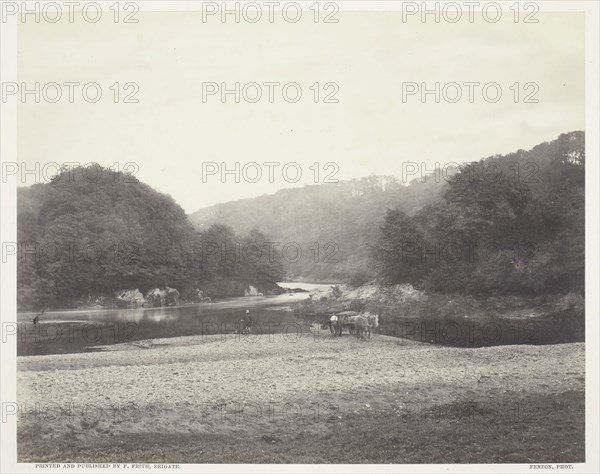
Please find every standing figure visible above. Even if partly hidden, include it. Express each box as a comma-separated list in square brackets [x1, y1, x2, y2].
[242, 309, 254, 335]
[32, 309, 44, 325]
[329, 314, 339, 336]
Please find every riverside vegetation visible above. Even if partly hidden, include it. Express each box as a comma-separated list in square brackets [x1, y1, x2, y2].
[17, 167, 285, 310]
[18, 132, 585, 337]
[15, 132, 586, 463]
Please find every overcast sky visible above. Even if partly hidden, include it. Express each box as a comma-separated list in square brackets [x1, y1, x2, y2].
[17, 10, 584, 213]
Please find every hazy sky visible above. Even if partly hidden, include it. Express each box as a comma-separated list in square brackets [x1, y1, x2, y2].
[17, 10, 584, 213]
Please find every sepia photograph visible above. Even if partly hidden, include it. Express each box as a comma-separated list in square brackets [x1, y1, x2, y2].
[0, 1, 598, 472]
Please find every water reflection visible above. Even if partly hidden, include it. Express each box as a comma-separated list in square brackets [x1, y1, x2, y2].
[17, 283, 331, 356]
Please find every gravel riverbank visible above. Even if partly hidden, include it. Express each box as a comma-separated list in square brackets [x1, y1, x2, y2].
[17, 333, 585, 463]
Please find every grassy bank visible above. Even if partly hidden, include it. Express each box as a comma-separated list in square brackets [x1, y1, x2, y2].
[294, 284, 585, 346]
[18, 389, 584, 464]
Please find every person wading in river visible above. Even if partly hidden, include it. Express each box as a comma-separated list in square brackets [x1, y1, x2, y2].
[32, 309, 44, 325]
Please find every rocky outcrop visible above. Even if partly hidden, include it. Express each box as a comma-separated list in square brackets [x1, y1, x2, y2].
[115, 289, 145, 307]
[244, 285, 263, 297]
[191, 288, 212, 303]
[281, 287, 310, 294]
[88, 295, 106, 308]
[145, 288, 166, 307]
[344, 283, 426, 305]
[145, 287, 180, 307]
[165, 287, 180, 306]
[296, 282, 427, 317]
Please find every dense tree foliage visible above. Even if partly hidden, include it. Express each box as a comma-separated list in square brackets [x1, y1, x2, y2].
[20, 131, 582, 308]
[191, 132, 584, 293]
[371, 132, 584, 295]
[190, 174, 448, 281]
[17, 166, 283, 309]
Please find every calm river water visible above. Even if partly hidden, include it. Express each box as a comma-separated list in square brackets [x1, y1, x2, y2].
[17, 282, 331, 356]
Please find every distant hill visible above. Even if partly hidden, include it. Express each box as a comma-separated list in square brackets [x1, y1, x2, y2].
[190, 175, 449, 282]
[190, 131, 584, 285]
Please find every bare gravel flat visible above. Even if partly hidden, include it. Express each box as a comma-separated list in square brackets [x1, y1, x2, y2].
[17, 333, 585, 463]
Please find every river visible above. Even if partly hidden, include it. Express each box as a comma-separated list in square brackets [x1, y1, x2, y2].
[16, 282, 331, 356]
